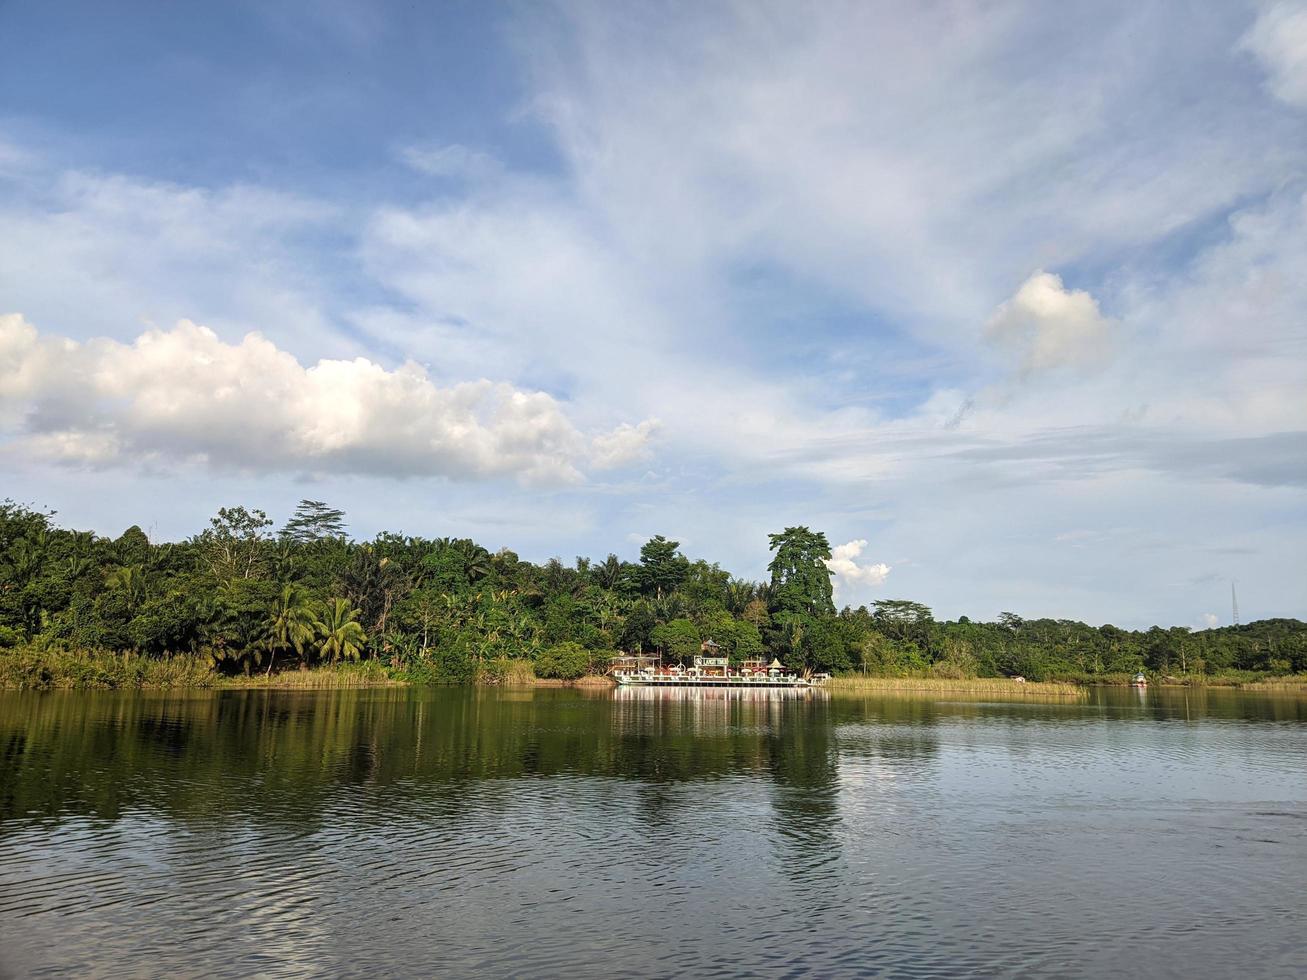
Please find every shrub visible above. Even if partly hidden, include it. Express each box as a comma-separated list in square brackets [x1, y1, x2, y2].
[533, 642, 590, 680]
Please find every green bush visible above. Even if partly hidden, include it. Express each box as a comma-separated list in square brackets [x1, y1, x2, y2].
[434, 639, 477, 683]
[533, 641, 590, 680]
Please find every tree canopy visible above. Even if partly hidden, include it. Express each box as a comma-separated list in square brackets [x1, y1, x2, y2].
[281, 500, 348, 543]
[1, 499, 1303, 683]
[767, 526, 835, 617]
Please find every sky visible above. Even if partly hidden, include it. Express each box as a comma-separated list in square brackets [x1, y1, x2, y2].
[1, 0, 1305, 629]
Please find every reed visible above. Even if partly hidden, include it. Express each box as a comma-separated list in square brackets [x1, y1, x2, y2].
[829, 675, 1085, 697]
[222, 661, 401, 689]
[0, 647, 217, 690]
[476, 657, 538, 687]
[1239, 675, 1307, 691]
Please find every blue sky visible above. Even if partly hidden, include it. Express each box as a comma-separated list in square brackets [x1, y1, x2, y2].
[2, 0, 1305, 628]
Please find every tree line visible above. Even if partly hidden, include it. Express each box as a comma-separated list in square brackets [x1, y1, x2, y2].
[1, 499, 1303, 681]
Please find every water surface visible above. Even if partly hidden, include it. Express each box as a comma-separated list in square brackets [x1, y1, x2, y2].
[1, 686, 1304, 978]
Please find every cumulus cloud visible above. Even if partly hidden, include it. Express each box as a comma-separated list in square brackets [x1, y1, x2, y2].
[1242, 2, 1307, 107]
[1201, 612, 1220, 629]
[0, 314, 650, 483]
[825, 539, 891, 591]
[985, 271, 1114, 376]
[590, 418, 660, 469]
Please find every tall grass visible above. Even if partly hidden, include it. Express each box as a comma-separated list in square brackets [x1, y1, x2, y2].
[1239, 675, 1307, 691]
[830, 676, 1085, 697]
[222, 660, 400, 689]
[0, 646, 404, 691]
[0, 647, 217, 691]
[475, 657, 538, 687]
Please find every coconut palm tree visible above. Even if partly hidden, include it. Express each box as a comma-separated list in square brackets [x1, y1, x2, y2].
[452, 539, 492, 583]
[318, 598, 367, 664]
[266, 584, 319, 672]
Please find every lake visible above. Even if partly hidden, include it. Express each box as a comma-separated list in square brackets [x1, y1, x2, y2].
[1, 686, 1304, 978]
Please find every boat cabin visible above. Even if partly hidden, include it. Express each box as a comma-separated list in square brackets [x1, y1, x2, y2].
[609, 654, 662, 676]
[693, 639, 728, 677]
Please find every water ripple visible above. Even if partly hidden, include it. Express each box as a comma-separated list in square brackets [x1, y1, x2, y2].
[1, 687, 1305, 978]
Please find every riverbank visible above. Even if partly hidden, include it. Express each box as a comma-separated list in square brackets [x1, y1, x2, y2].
[4, 647, 1306, 692]
[0, 647, 615, 691]
[0, 648, 404, 691]
[828, 676, 1085, 697]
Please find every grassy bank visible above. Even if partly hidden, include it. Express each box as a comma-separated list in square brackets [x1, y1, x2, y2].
[4, 646, 1303, 694]
[1050, 670, 1307, 689]
[222, 661, 401, 689]
[1238, 675, 1307, 691]
[0, 647, 410, 691]
[830, 676, 1085, 697]
[0, 647, 610, 691]
[0, 648, 218, 690]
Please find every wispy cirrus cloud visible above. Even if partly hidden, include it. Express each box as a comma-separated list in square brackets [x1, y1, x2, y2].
[1, 1, 1306, 625]
[1241, 1, 1307, 107]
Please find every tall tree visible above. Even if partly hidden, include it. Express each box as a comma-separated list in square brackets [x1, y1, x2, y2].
[636, 535, 690, 599]
[766, 527, 835, 617]
[195, 506, 274, 581]
[280, 500, 348, 543]
[650, 617, 700, 662]
[872, 599, 935, 653]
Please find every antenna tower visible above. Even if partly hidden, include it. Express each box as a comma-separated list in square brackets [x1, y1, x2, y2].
[1231, 581, 1239, 627]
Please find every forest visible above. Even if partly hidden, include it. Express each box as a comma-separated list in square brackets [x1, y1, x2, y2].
[1, 498, 1304, 684]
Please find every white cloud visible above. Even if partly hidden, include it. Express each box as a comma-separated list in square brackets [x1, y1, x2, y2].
[1201, 612, 1220, 629]
[520, 1, 1291, 332]
[985, 271, 1114, 376]
[4, 4, 1307, 626]
[398, 143, 504, 181]
[0, 165, 350, 363]
[0, 314, 651, 484]
[1242, 2, 1307, 107]
[825, 539, 891, 593]
[590, 419, 660, 469]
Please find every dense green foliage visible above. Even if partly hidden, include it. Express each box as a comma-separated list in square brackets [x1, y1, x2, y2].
[2, 500, 1304, 682]
[533, 642, 592, 680]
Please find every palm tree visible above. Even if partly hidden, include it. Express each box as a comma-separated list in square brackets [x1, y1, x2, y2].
[453, 539, 492, 583]
[266, 584, 319, 672]
[595, 554, 623, 590]
[105, 564, 149, 612]
[725, 578, 759, 616]
[269, 543, 298, 582]
[318, 598, 367, 664]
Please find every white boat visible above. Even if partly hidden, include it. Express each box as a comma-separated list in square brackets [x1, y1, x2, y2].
[612, 649, 828, 689]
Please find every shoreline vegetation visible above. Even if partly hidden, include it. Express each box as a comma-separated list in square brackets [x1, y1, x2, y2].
[3, 500, 1305, 693]
[2, 647, 1306, 694]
